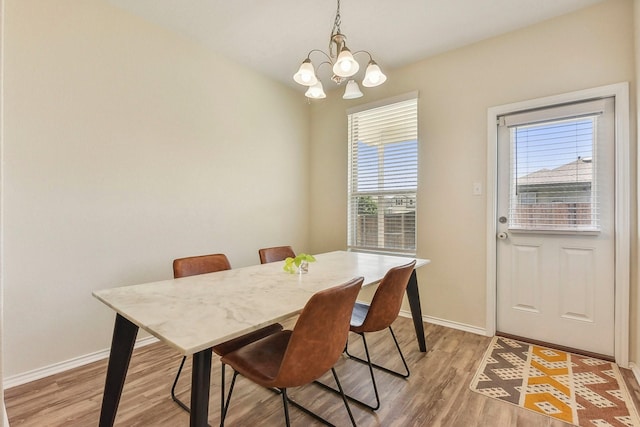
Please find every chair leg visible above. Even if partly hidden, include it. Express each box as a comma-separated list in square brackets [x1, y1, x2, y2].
[316, 332, 380, 410]
[331, 367, 357, 427]
[315, 327, 410, 411]
[234, 374, 351, 426]
[356, 333, 381, 410]
[170, 356, 191, 413]
[388, 326, 410, 378]
[345, 327, 410, 378]
[282, 390, 350, 427]
[281, 388, 291, 427]
[220, 370, 238, 427]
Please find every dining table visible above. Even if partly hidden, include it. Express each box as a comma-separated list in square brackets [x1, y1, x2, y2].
[93, 250, 430, 427]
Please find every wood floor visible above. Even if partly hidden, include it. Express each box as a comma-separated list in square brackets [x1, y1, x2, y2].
[6, 317, 640, 426]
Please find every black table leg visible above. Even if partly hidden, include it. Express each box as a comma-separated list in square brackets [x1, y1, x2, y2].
[99, 313, 139, 427]
[190, 348, 212, 427]
[406, 270, 427, 352]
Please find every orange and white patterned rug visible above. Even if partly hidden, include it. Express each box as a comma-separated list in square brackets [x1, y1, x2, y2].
[470, 336, 640, 426]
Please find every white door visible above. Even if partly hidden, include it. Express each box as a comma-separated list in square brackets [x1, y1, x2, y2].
[496, 97, 615, 357]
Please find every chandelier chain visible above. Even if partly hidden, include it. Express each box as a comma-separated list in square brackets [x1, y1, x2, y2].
[333, 0, 342, 34]
[329, 0, 342, 57]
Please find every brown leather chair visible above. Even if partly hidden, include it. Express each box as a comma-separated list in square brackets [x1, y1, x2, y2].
[258, 245, 296, 264]
[170, 253, 283, 415]
[173, 253, 232, 277]
[318, 260, 417, 410]
[220, 277, 364, 427]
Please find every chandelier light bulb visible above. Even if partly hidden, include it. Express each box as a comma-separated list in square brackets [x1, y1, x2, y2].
[332, 47, 359, 77]
[305, 81, 327, 99]
[293, 59, 318, 86]
[362, 60, 387, 87]
[343, 80, 363, 99]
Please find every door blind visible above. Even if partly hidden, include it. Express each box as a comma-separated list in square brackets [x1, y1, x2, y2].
[500, 99, 606, 232]
[347, 97, 418, 254]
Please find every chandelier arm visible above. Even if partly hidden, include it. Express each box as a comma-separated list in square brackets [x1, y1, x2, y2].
[352, 50, 374, 61]
[306, 49, 333, 63]
[315, 60, 333, 70]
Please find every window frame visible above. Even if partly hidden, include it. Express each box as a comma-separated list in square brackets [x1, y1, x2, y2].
[346, 93, 419, 256]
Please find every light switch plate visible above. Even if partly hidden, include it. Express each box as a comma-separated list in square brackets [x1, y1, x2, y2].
[473, 182, 482, 195]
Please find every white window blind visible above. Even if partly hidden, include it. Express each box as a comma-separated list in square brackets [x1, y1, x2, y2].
[500, 99, 606, 232]
[347, 96, 418, 254]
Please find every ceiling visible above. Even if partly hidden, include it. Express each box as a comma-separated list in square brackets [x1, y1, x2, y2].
[105, 0, 603, 91]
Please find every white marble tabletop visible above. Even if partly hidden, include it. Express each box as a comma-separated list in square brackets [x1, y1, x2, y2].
[93, 250, 430, 356]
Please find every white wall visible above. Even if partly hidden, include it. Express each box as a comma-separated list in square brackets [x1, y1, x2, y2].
[2, 0, 638, 387]
[309, 0, 637, 339]
[2, 0, 311, 378]
[1, 0, 6, 422]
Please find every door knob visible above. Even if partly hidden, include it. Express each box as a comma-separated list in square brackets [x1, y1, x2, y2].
[497, 232, 508, 240]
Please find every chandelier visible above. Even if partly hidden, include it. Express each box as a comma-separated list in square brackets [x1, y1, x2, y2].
[293, 0, 387, 100]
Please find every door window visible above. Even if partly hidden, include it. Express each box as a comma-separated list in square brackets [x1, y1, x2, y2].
[499, 99, 608, 233]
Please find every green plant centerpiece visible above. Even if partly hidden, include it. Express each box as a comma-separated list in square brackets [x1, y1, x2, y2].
[283, 253, 316, 274]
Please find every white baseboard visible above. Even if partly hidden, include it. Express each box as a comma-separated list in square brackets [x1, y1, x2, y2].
[398, 310, 488, 336]
[4, 336, 158, 390]
[5, 313, 486, 390]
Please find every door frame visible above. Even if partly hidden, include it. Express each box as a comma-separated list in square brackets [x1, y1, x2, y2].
[485, 82, 630, 366]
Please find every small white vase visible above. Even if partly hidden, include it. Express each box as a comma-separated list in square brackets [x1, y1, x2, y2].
[297, 260, 309, 274]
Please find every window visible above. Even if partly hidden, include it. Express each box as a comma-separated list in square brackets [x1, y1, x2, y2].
[347, 95, 418, 255]
[500, 98, 610, 232]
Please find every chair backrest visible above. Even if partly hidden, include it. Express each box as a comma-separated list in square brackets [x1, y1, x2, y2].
[172, 253, 231, 278]
[258, 246, 295, 264]
[359, 260, 416, 332]
[275, 276, 364, 388]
